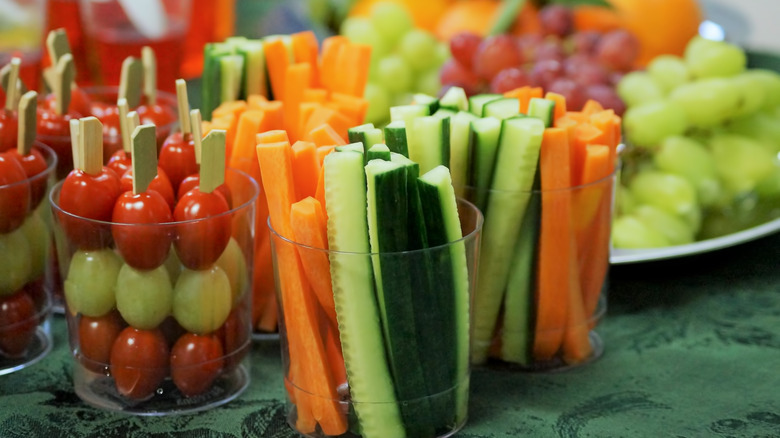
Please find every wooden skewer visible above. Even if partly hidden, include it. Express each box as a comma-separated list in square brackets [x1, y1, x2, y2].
[118, 56, 143, 108]
[189, 109, 203, 165]
[77, 117, 104, 175]
[17, 91, 37, 156]
[45, 28, 74, 90]
[175, 79, 191, 135]
[130, 124, 158, 195]
[0, 62, 26, 96]
[4, 58, 20, 111]
[69, 118, 81, 170]
[118, 98, 131, 154]
[199, 130, 226, 194]
[142, 46, 157, 106]
[54, 54, 75, 116]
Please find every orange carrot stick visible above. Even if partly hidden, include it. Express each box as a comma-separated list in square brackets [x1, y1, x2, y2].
[581, 99, 604, 116]
[291, 30, 320, 86]
[291, 141, 319, 200]
[303, 88, 328, 103]
[544, 91, 567, 121]
[247, 94, 268, 110]
[329, 92, 369, 125]
[230, 110, 265, 174]
[263, 38, 292, 100]
[308, 123, 347, 147]
[212, 99, 247, 121]
[303, 106, 353, 140]
[572, 123, 603, 186]
[256, 142, 347, 435]
[283, 63, 312, 142]
[257, 129, 290, 145]
[320, 36, 348, 94]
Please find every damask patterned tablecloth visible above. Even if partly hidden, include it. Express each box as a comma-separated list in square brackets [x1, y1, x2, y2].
[1, 231, 778, 438]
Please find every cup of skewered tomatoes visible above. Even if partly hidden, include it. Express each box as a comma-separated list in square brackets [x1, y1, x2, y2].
[50, 118, 257, 414]
[0, 141, 57, 375]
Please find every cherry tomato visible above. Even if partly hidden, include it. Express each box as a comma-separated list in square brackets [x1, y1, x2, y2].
[78, 310, 124, 370]
[137, 103, 176, 128]
[119, 166, 176, 210]
[107, 150, 131, 177]
[88, 100, 113, 120]
[110, 327, 169, 400]
[58, 167, 122, 250]
[170, 333, 224, 397]
[0, 152, 31, 233]
[37, 107, 82, 179]
[216, 307, 250, 372]
[158, 132, 197, 190]
[111, 189, 173, 270]
[0, 290, 37, 358]
[177, 175, 233, 209]
[173, 188, 231, 270]
[159, 315, 186, 348]
[97, 105, 122, 158]
[0, 109, 18, 153]
[8, 147, 48, 209]
[44, 86, 92, 116]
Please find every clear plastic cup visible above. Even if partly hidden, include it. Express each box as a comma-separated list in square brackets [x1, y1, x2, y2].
[0, 143, 57, 375]
[270, 198, 483, 437]
[467, 172, 616, 371]
[49, 168, 257, 414]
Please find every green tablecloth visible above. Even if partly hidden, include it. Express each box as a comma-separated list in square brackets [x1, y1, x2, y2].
[2, 231, 778, 437]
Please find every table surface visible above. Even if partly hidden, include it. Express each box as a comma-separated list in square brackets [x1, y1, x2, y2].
[2, 2, 780, 437]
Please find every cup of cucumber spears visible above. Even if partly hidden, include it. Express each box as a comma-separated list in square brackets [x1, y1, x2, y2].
[50, 113, 258, 414]
[388, 86, 619, 371]
[261, 128, 483, 436]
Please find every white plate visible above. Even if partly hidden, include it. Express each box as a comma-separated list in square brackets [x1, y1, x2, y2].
[610, 216, 780, 264]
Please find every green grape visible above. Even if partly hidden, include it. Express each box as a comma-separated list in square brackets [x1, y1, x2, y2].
[731, 73, 766, 117]
[340, 17, 389, 58]
[215, 237, 248, 305]
[653, 136, 721, 206]
[435, 41, 450, 66]
[64, 249, 122, 317]
[369, 1, 413, 47]
[612, 215, 670, 249]
[397, 29, 440, 72]
[20, 211, 50, 282]
[710, 134, 776, 194]
[623, 100, 687, 148]
[163, 245, 182, 285]
[414, 68, 441, 97]
[634, 205, 695, 246]
[668, 78, 741, 128]
[173, 265, 232, 334]
[755, 166, 780, 198]
[728, 111, 780, 153]
[617, 71, 665, 107]
[393, 92, 415, 107]
[363, 82, 391, 125]
[616, 185, 637, 215]
[115, 264, 173, 330]
[0, 228, 32, 296]
[647, 55, 689, 93]
[684, 36, 746, 79]
[629, 170, 699, 228]
[375, 54, 413, 94]
[741, 69, 780, 110]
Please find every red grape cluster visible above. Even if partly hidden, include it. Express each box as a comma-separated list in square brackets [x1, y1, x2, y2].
[440, 5, 638, 115]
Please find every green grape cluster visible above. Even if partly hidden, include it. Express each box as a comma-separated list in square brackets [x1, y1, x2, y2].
[614, 36, 780, 249]
[0, 209, 50, 297]
[340, 2, 449, 125]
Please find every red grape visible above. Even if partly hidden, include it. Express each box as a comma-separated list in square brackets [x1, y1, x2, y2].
[529, 59, 563, 89]
[490, 67, 532, 94]
[516, 34, 543, 62]
[439, 59, 482, 96]
[473, 35, 524, 81]
[534, 39, 566, 62]
[596, 29, 640, 72]
[585, 84, 626, 115]
[569, 31, 602, 55]
[449, 32, 482, 70]
[565, 57, 610, 86]
[539, 5, 573, 38]
[548, 77, 586, 110]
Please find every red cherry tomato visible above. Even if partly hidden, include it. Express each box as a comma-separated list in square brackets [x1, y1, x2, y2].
[37, 107, 82, 179]
[8, 148, 48, 210]
[0, 152, 31, 233]
[111, 189, 173, 270]
[216, 307, 250, 372]
[177, 175, 233, 209]
[110, 327, 169, 400]
[94, 104, 122, 158]
[119, 166, 176, 210]
[107, 150, 131, 177]
[0, 290, 37, 358]
[44, 86, 92, 116]
[88, 101, 113, 120]
[58, 167, 122, 250]
[78, 310, 124, 370]
[159, 316, 186, 348]
[0, 109, 18, 153]
[170, 333, 224, 397]
[137, 103, 176, 128]
[158, 132, 197, 190]
[173, 188, 231, 270]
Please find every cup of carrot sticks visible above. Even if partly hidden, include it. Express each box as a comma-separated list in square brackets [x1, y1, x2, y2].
[50, 113, 257, 414]
[260, 127, 483, 437]
[0, 88, 58, 374]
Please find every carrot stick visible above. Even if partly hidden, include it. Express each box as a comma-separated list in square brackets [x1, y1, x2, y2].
[589, 109, 616, 150]
[320, 36, 348, 94]
[283, 63, 312, 142]
[212, 100, 247, 121]
[329, 92, 369, 125]
[291, 141, 319, 200]
[303, 88, 328, 104]
[229, 109, 265, 174]
[323, 315, 347, 388]
[289, 197, 338, 328]
[316, 145, 336, 165]
[503, 87, 528, 113]
[581, 99, 604, 116]
[292, 31, 320, 86]
[571, 123, 602, 186]
[257, 129, 290, 145]
[303, 106, 353, 140]
[534, 127, 575, 360]
[298, 102, 319, 138]
[256, 142, 347, 435]
[308, 123, 347, 146]
[337, 43, 372, 97]
[263, 38, 292, 100]
[247, 94, 268, 110]
[209, 114, 237, 155]
[544, 92, 567, 121]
